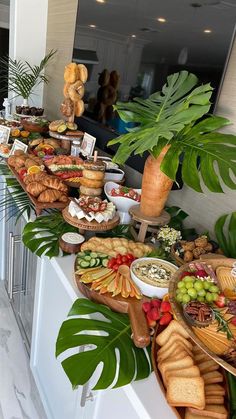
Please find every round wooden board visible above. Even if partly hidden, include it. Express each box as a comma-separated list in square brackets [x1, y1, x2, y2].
[74, 262, 150, 348]
[49, 130, 84, 141]
[169, 257, 236, 376]
[64, 180, 81, 188]
[62, 205, 120, 231]
[151, 326, 230, 419]
[129, 205, 171, 226]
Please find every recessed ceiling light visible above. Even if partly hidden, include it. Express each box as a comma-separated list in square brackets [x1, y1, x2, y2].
[89, 24, 97, 28]
[157, 17, 167, 23]
[131, 34, 136, 38]
[204, 29, 212, 33]
[96, 0, 105, 3]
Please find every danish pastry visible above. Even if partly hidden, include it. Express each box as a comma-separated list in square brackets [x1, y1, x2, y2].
[74, 99, 84, 117]
[64, 63, 78, 84]
[60, 98, 74, 117]
[77, 64, 88, 83]
[68, 80, 85, 101]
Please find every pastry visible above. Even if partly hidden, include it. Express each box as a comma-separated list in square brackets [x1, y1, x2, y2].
[83, 169, 104, 181]
[63, 83, 70, 99]
[38, 189, 61, 203]
[64, 62, 78, 83]
[25, 158, 40, 169]
[26, 182, 47, 197]
[74, 100, 84, 117]
[68, 80, 85, 101]
[42, 176, 68, 193]
[14, 150, 25, 156]
[8, 156, 17, 167]
[24, 172, 47, 184]
[79, 177, 104, 189]
[49, 120, 65, 132]
[60, 98, 74, 117]
[77, 64, 88, 83]
[80, 185, 102, 196]
[81, 237, 152, 258]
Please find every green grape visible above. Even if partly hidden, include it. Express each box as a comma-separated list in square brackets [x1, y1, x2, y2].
[203, 281, 211, 290]
[177, 281, 185, 289]
[180, 287, 188, 294]
[194, 280, 204, 291]
[187, 288, 198, 299]
[209, 285, 220, 293]
[197, 289, 206, 297]
[176, 293, 183, 303]
[182, 294, 191, 304]
[176, 289, 182, 295]
[184, 276, 195, 283]
[206, 292, 213, 302]
[212, 292, 219, 302]
[186, 281, 194, 289]
[197, 296, 205, 302]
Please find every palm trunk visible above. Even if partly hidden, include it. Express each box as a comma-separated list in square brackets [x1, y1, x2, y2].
[140, 146, 173, 217]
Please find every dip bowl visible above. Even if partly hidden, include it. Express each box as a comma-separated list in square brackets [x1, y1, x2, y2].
[130, 257, 178, 298]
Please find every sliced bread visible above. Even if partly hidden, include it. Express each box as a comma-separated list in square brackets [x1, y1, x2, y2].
[166, 376, 205, 409]
[159, 354, 194, 379]
[165, 365, 200, 384]
[189, 404, 227, 419]
[158, 341, 191, 361]
[158, 333, 192, 354]
[204, 385, 225, 396]
[205, 396, 224, 405]
[185, 408, 222, 419]
[156, 320, 189, 346]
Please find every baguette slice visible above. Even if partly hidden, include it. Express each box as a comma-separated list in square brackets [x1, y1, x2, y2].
[158, 333, 192, 354]
[205, 385, 225, 396]
[166, 376, 205, 409]
[202, 371, 223, 384]
[189, 404, 227, 419]
[198, 360, 219, 374]
[156, 320, 189, 346]
[205, 396, 224, 405]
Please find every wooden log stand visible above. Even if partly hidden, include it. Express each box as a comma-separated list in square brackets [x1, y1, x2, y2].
[129, 205, 171, 243]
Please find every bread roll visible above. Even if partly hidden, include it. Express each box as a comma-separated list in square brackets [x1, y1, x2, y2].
[80, 177, 103, 188]
[49, 120, 65, 132]
[74, 99, 84, 117]
[83, 169, 104, 181]
[77, 64, 88, 83]
[80, 185, 102, 196]
[63, 83, 70, 99]
[69, 80, 84, 101]
[64, 63, 78, 83]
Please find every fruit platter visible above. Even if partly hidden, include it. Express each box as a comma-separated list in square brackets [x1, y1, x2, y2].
[169, 258, 236, 376]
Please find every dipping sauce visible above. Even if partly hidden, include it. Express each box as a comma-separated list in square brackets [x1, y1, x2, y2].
[132, 258, 176, 287]
[61, 232, 85, 245]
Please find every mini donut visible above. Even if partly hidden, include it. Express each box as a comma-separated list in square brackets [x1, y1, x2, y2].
[74, 99, 85, 117]
[79, 177, 104, 188]
[101, 85, 116, 106]
[77, 64, 88, 83]
[80, 185, 102, 196]
[109, 70, 119, 89]
[63, 83, 70, 99]
[60, 98, 74, 117]
[64, 63, 78, 83]
[83, 169, 104, 181]
[98, 69, 110, 87]
[68, 80, 85, 102]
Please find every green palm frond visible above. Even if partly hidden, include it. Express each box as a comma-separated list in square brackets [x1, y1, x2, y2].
[56, 299, 152, 390]
[0, 50, 56, 99]
[215, 212, 236, 257]
[108, 71, 236, 193]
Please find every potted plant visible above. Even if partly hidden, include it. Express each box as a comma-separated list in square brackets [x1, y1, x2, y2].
[0, 50, 56, 109]
[108, 71, 236, 218]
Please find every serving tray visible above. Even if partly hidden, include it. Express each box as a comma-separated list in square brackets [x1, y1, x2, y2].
[49, 130, 84, 141]
[169, 257, 236, 376]
[62, 205, 120, 232]
[74, 260, 150, 348]
[7, 164, 68, 216]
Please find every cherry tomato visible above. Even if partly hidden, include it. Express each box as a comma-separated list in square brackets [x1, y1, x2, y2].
[121, 255, 128, 263]
[113, 264, 119, 271]
[126, 253, 134, 260]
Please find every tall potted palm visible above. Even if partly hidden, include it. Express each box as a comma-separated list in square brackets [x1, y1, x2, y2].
[109, 71, 236, 217]
[0, 50, 56, 107]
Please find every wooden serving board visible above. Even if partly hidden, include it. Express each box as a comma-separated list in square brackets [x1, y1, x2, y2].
[169, 257, 236, 376]
[49, 130, 84, 141]
[62, 205, 120, 232]
[8, 165, 68, 216]
[74, 263, 150, 348]
[151, 326, 229, 419]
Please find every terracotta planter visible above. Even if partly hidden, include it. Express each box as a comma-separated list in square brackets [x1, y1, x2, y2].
[140, 146, 173, 217]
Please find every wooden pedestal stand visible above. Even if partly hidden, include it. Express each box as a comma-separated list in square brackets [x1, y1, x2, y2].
[129, 205, 171, 243]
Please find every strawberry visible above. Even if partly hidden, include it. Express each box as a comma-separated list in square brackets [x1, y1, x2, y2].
[215, 293, 227, 308]
[180, 271, 194, 279]
[151, 299, 161, 309]
[159, 312, 172, 326]
[195, 269, 208, 278]
[149, 307, 160, 321]
[160, 301, 171, 313]
[146, 313, 156, 327]
[142, 301, 152, 313]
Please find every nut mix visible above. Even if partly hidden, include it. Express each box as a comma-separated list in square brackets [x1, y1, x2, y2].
[184, 301, 214, 323]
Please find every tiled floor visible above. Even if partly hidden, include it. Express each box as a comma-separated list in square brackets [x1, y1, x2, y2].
[0, 282, 46, 419]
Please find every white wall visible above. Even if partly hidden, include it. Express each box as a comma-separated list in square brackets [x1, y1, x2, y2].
[74, 26, 147, 100]
[0, 3, 9, 29]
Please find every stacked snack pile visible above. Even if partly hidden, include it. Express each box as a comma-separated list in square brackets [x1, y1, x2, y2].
[80, 159, 105, 197]
[61, 63, 88, 118]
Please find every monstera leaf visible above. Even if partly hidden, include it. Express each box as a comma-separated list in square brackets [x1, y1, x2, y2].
[56, 299, 152, 390]
[215, 212, 236, 258]
[109, 71, 236, 193]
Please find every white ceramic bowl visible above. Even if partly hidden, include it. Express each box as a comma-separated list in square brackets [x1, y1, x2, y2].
[104, 181, 141, 224]
[104, 168, 125, 182]
[130, 257, 178, 298]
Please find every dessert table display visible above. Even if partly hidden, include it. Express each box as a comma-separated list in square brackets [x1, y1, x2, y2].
[1, 68, 236, 419]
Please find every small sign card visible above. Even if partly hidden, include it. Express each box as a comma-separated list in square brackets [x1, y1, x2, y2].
[81, 132, 96, 157]
[0, 125, 11, 144]
[10, 139, 28, 155]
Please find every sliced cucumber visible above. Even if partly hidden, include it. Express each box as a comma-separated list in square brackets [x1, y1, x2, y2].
[102, 258, 108, 267]
[90, 252, 98, 258]
[77, 252, 86, 257]
[84, 255, 91, 261]
[90, 258, 97, 267]
[94, 258, 100, 266]
[98, 253, 108, 259]
[80, 260, 90, 268]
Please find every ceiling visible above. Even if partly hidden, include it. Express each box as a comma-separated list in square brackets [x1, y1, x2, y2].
[76, 0, 236, 67]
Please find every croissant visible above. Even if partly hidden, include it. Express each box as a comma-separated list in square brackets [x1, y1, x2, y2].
[8, 156, 17, 167]
[58, 194, 68, 203]
[38, 189, 61, 203]
[25, 158, 40, 169]
[24, 172, 47, 184]
[26, 182, 47, 197]
[42, 176, 68, 193]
